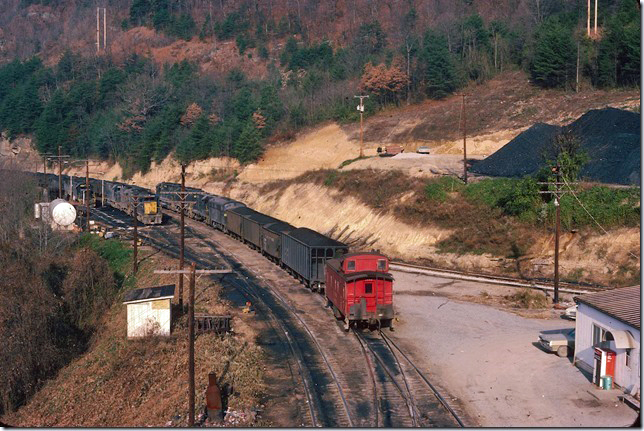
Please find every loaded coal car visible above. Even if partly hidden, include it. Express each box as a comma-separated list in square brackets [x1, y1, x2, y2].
[121, 184, 162, 224]
[325, 252, 394, 330]
[224, 206, 263, 240]
[260, 221, 295, 263]
[280, 227, 348, 291]
[205, 195, 246, 231]
[241, 211, 281, 251]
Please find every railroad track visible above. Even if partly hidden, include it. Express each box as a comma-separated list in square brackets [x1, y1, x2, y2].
[390, 261, 605, 294]
[92, 207, 354, 427]
[92, 206, 469, 427]
[354, 329, 465, 428]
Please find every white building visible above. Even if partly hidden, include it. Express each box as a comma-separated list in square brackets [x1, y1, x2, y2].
[123, 284, 175, 338]
[573, 286, 640, 399]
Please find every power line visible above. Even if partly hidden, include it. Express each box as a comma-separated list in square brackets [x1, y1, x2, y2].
[561, 176, 639, 260]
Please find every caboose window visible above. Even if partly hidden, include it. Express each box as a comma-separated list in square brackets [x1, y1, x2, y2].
[347, 260, 355, 270]
[365, 283, 373, 294]
[377, 259, 386, 270]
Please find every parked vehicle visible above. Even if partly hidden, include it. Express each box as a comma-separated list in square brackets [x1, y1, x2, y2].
[538, 328, 575, 357]
[564, 305, 577, 320]
[325, 252, 394, 330]
[416, 146, 430, 154]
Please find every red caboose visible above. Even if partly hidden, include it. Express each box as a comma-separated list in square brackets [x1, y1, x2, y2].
[325, 252, 394, 330]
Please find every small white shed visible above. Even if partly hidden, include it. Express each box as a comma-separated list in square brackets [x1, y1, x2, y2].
[573, 286, 640, 398]
[123, 284, 175, 338]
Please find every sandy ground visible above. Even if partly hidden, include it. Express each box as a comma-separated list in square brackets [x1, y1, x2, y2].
[342, 153, 485, 178]
[391, 270, 638, 427]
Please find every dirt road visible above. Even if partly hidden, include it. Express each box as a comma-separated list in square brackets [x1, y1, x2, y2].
[390, 270, 637, 427]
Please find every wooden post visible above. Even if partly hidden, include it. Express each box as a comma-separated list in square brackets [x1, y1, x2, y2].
[461, 94, 468, 185]
[85, 160, 90, 232]
[179, 164, 185, 308]
[58, 145, 62, 198]
[133, 199, 138, 274]
[188, 262, 196, 427]
[554, 167, 561, 304]
[594, 0, 598, 35]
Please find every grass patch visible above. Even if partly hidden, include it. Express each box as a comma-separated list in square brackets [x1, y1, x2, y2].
[504, 288, 549, 309]
[79, 234, 132, 274]
[338, 156, 370, 169]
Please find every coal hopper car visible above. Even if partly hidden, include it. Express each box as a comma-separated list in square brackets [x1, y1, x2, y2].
[260, 221, 295, 263]
[205, 195, 246, 231]
[280, 227, 348, 291]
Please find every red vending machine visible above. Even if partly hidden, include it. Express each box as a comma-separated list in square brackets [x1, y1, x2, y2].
[593, 347, 616, 387]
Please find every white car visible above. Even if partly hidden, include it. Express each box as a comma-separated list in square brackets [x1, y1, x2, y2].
[417, 146, 430, 154]
[564, 305, 577, 320]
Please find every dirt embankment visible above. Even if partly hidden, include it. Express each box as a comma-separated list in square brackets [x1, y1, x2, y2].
[1, 247, 266, 427]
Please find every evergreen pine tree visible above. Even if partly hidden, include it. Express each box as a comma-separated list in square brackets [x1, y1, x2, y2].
[530, 18, 576, 88]
[417, 30, 458, 99]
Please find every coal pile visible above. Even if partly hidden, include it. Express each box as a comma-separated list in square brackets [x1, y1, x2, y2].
[469, 123, 561, 177]
[470, 108, 640, 185]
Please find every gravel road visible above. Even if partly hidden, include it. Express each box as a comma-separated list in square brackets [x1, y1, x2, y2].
[391, 270, 638, 427]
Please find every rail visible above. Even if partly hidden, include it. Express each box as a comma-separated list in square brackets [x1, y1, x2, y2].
[390, 261, 604, 295]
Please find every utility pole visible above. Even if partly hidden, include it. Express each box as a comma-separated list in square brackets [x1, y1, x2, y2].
[538, 166, 576, 305]
[133, 199, 138, 273]
[154, 265, 232, 427]
[96, 7, 100, 53]
[188, 262, 196, 427]
[103, 7, 107, 50]
[587, 0, 591, 37]
[58, 145, 62, 197]
[594, 0, 598, 35]
[180, 164, 186, 308]
[85, 160, 90, 232]
[354, 95, 368, 158]
[460, 94, 468, 184]
[47, 147, 70, 199]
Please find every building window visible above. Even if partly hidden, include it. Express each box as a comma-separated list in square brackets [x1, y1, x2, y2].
[365, 283, 373, 294]
[592, 324, 607, 346]
[347, 260, 355, 271]
[377, 259, 386, 270]
[626, 349, 632, 368]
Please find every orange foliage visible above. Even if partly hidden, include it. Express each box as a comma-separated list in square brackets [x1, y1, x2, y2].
[360, 61, 408, 101]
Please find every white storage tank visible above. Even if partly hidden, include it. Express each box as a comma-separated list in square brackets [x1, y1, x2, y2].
[50, 198, 76, 226]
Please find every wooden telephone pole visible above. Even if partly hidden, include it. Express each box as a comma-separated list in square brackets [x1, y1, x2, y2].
[47, 146, 70, 198]
[538, 166, 576, 304]
[460, 94, 468, 184]
[354, 95, 369, 158]
[154, 264, 232, 426]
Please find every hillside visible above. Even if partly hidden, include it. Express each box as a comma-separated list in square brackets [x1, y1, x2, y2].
[1, 240, 269, 427]
[0, 0, 639, 176]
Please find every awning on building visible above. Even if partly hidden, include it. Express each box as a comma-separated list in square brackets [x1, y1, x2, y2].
[611, 330, 636, 349]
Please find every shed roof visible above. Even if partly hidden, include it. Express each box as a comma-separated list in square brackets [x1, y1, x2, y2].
[123, 284, 175, 304]
[575, 286, 640, 330]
